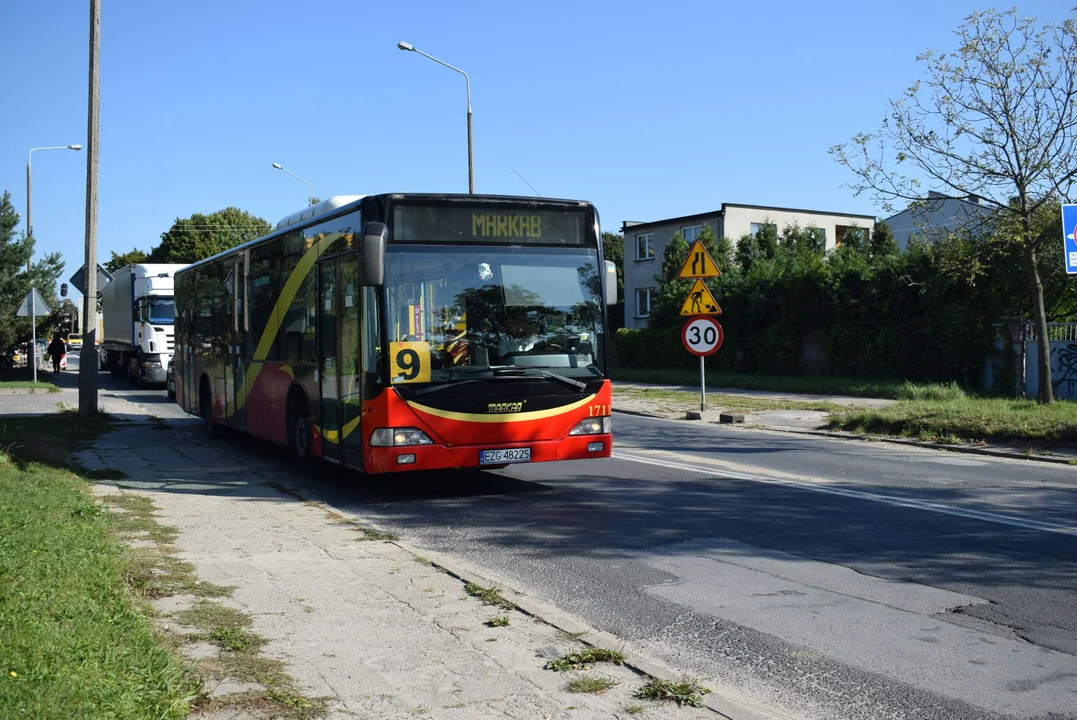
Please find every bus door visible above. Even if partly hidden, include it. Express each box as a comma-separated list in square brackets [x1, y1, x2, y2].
[317, 252, 365, 467]
[223, 256, 246, 431]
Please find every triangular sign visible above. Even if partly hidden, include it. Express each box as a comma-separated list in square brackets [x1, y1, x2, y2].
[15, 288, 50, 317]
[677, 240, 721, 279]
[679, 278, 722, 316]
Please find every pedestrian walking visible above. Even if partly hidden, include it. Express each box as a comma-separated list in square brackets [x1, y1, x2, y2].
[47, 333, 66, 373]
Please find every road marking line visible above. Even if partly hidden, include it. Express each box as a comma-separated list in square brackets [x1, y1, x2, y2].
[612, 451, 1077, 536]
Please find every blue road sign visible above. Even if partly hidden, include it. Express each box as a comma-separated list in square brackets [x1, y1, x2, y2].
[1063, 204, 1077, 275]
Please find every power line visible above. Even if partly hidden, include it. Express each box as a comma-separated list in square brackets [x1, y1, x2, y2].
[510, 167, 540, 196]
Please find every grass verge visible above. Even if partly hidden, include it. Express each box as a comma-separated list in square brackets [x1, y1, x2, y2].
[614, 386, 845, 414]
[565, 674, 618, 694]
[636, 677, 711, 707]
[545, 648, 627, 671]
[465, 582, 515, 610]
[830, 396, 1077, 446]
[613, 368, 964, 401]
[0, 413, 200, 719]
[0, 380, 60, 392]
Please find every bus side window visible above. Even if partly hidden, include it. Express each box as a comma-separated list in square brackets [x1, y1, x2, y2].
[362, 286, 382, 398]
[246, 245, 279, 361]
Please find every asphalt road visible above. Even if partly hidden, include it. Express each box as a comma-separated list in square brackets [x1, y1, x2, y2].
[90, 358, 1077, 720]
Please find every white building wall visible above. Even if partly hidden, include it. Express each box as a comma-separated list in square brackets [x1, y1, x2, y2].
[722, 205, 875, 251]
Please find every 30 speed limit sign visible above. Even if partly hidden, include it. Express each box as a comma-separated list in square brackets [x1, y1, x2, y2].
[681, 316, 723, 356]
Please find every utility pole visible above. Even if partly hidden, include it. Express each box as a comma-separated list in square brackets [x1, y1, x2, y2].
[80, 0, 101, 416]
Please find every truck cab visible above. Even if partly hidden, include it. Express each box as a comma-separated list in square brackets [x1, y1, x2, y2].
[101, 263, 185, 386]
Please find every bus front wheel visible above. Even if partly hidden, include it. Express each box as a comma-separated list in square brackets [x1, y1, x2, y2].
[287, 397, 318, 475]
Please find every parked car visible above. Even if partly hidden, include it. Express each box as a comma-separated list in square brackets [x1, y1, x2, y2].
[166, 358, 176, 399]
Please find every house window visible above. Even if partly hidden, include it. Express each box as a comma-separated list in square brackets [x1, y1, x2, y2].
[806, 227, 827, 247]
[635, 233, 655, 260]
[681, 225, 702, 243]
[835, 225, 868, 247]
[635, 288, 652, 317]
[750, 222, 776, 237]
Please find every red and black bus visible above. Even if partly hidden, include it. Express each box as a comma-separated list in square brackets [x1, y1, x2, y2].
[174, 193, 616, 473]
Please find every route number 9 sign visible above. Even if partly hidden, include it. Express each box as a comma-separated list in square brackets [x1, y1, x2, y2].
[681, 317, 723, 356]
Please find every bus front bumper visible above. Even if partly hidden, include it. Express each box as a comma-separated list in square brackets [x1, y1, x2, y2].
[363, 434, 612, 474]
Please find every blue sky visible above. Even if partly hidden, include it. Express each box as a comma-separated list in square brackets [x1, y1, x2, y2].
[1, 0, 1068, 297]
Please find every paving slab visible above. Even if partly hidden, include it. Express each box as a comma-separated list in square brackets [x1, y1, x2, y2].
[73, 420, 726, 719]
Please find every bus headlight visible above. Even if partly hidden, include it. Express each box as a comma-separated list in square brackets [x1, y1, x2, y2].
[569, 416, 611, 436]
[369, 427, 434, 447]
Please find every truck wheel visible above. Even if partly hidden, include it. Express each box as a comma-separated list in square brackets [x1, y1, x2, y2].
[131, 353, 144, 388]
[200, 382, 222, 439]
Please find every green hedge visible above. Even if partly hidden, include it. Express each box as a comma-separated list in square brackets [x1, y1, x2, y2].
[614, 236, 1073, 385]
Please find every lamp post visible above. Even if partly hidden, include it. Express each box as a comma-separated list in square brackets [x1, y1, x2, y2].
[397, 41, 473, 194]
[26, 144, 82, 382]
[271, 163, 315, 207]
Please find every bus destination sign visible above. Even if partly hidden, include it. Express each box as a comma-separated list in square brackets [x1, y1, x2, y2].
[393, 204, 587, 245]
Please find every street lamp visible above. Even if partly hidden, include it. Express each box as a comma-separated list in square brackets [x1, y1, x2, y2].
[26, 144, 82, 382]
[397, 41, 474, 193]
[271, 163, 315, 207]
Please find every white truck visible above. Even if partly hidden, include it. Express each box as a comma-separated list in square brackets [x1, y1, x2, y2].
[100, 263, 185, 385]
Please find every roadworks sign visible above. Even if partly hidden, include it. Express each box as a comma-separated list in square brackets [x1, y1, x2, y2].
[679, 278, 722, 316]
[677, 241, 721, 279]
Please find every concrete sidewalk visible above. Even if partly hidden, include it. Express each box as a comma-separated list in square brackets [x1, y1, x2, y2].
[59, 404, 728, 718]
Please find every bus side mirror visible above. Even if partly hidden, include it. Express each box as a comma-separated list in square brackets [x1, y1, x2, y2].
[360, 222, 387, 286]
[604, 260, 617, 306]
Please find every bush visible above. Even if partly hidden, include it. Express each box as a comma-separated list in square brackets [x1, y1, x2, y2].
[613, 223, 1066, 387]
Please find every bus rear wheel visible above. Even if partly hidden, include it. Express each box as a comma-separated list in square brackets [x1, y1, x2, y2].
[200, 381, 222, 439]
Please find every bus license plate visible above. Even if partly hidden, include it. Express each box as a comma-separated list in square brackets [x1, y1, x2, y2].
[480, 448, 531, 465]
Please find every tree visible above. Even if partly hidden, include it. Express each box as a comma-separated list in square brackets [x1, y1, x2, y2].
[869, 221, 899, 258]
[601, 231, 624, 300]
[601, 231, 625, 330]
[831, 9, 1077, 403]
[105, 247, 148, 273]
[0, 190, 65, 353]
[735, 221, 778, 273]
[58, 298, 80, 335]
[149, 207, 272, 264]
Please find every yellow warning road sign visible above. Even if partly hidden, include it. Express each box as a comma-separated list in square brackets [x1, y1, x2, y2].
[679, 278, 722, 316]
[677, 241, 721, 279]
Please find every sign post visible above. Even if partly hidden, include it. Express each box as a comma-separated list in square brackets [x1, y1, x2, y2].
[681, 316, 723, 409]
[1062, 204, 1077, 275]
[677, 241, 723, 411]
[16, 289, 50, 380]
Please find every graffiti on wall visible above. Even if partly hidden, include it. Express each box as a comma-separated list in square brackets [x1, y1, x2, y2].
[1050, 342, 1077, 400]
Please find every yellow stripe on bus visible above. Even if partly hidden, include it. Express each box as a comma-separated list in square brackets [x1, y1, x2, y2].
[234, 232, 345, 412]
[406, 394, 596, 424]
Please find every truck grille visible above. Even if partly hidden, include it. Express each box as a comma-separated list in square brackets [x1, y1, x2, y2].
[154, 328, 175, 353]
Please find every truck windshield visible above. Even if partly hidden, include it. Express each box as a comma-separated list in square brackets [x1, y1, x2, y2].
[148, 298, 176, 324]
[384, 244, 605, 384]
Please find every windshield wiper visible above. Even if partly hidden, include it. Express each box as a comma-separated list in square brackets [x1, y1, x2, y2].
[409, 379, 483, 397]
[492, 367, 588, 391]
[408, 372, 531, 397]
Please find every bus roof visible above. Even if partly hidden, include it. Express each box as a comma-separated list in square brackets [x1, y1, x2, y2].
[176, 193, 594, 276]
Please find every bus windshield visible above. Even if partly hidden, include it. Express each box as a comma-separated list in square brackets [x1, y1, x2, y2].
[384, 245, 605, 384]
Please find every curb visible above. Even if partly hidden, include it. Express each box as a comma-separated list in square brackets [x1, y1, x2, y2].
[301, 492, 780, 720]
[391, 543, 773, 720]
[613, 409, 1077, 466]
[755, 426, 1077, 466]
